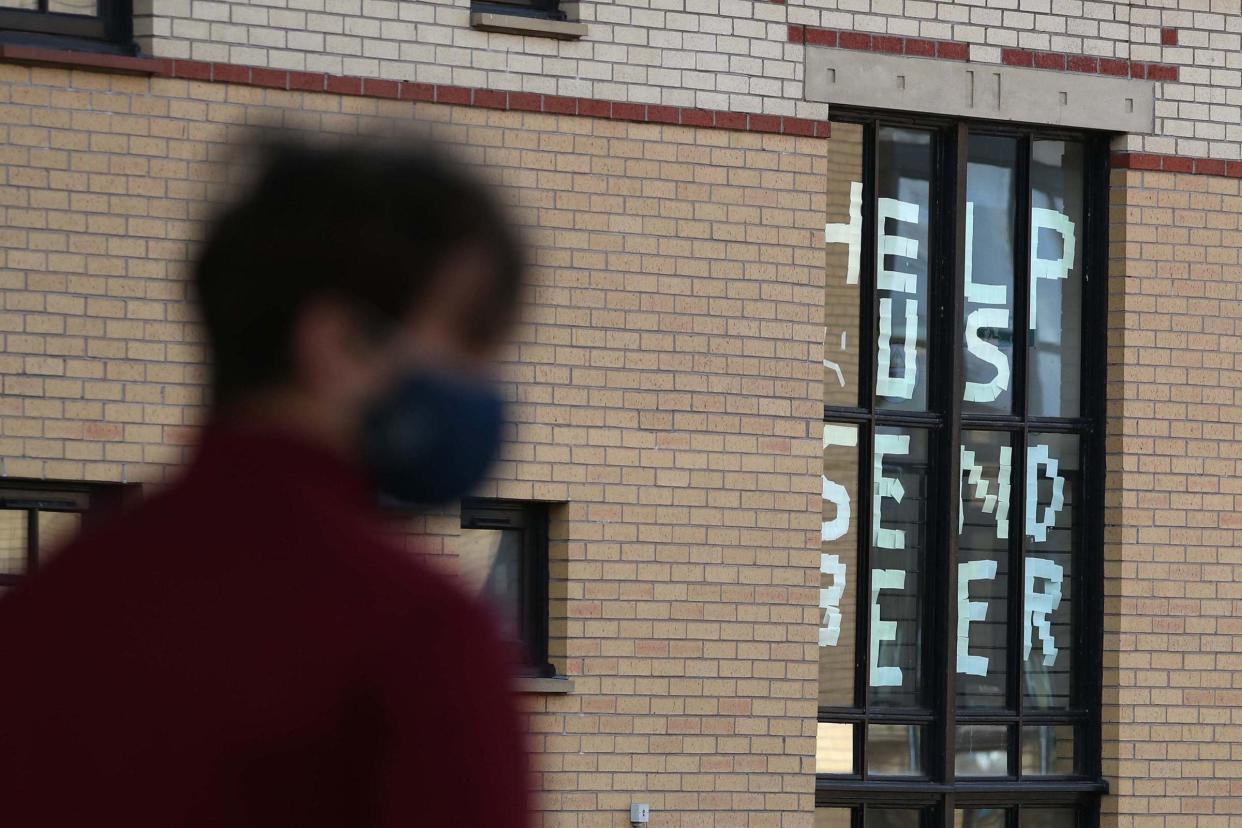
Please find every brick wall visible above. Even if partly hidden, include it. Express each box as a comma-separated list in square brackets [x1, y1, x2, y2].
[1104, 165, 1242, 828]
[131, 0, 1242, 157]
[0, 62, 828, 826]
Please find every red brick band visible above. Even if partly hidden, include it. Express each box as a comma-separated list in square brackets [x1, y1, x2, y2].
[789, 25, 1180, 82]
[0, 45, 829, 138]
[1113, 151, 1242, 178]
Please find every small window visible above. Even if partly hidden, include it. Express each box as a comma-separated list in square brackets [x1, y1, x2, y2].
[0, 0, 133, 50]
[471, 0, 565, 21]
[0, 481, 129, 591]
[458, 498, 553, 676]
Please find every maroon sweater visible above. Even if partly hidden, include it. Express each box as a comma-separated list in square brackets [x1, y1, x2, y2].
[0, 425, 530, 827]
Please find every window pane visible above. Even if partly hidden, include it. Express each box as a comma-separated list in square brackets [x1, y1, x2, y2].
[1021, 809, 1075, 828]
[1027, 141, 1084, 418]
[47, 0, 98, 13]
[37, 511, 82, 563]
[1022, 724, 1075, 776]
[955, 724, 1010, 777]
[816, 722, 855, 774]
[866, 724, 924, 777]
[957, 808, 1009, 828]
[825, 121, 865, 408]
[818, 808, 854, 828]
[0, 0, 39, 8]
[868, 427, 929, 708]
[0, 510, 28, 576]
[1023, 433, 1079, 709]
[820, 423, 859, 707]
[866, 808, 922, 828]
[963, 135, 1018, 414]
[874, 127, 932, 413]
[456, 527, 523, 643]
[957, 430, 1014, 708]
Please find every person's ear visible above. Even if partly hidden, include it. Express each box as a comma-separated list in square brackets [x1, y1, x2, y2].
[291, 300, 390, 406]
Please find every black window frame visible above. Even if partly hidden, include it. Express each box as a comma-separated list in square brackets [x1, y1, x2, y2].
[816, 110, 1110, 825]
[459, 497, 554, 677]
[0, 0, 134, 53]
[470, 0, 566, 22]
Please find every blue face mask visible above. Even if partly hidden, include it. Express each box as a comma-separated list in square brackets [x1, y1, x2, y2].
[360, 370, 505, 506]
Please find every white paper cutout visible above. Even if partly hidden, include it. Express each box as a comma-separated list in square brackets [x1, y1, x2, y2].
[822, 326, 846, 388]
[1029, 207, 1076, 330]
[870, 568, 906, 687]
[825, 180, 864, 285]
[820, 553, 847, 647]
[1025, 443, 1066, 542]
[963, 201, 1008, 307]
[876, 297, 918, 400]
[1024, 556, 1063, 665]
[959, 444, 1012, 539]
[957, 559, 998, 676]
[877, 197, 920, 294]
[872, 432, 909, 550]
[822, 424, 858, 543]
[964, 307, 1012, 403]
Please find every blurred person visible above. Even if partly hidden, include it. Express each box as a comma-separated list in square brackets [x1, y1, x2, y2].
[0, 132, 531, 827]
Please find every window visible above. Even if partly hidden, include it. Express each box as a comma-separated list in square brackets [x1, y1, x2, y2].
[458, 498, 554, 676]
[0, 481, 128, 594]
[0, 0, 132, 50]
[471, 0, 565, 21]
[817, 114, 1108, 823]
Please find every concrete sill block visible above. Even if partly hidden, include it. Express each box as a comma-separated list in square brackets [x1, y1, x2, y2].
[516, 677, 576, 695]
[469, 12, 587, 40]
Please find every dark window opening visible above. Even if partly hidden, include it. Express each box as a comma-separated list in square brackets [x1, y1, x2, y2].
[459, 498, 553, 677]
[471, 0, 566, 22]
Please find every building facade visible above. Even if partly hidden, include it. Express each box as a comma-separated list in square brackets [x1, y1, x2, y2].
[0, 0, 1239, 826]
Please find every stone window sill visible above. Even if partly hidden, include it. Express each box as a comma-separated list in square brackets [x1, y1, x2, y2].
[469, 12, 586, 40]
[516, 676, 575, 695]
[0, 43, 159, 74]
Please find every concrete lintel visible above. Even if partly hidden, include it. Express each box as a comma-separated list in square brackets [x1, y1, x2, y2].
[804, 47, 1155, 134]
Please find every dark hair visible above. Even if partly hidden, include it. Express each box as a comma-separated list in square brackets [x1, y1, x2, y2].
[193, 131, 524, 408]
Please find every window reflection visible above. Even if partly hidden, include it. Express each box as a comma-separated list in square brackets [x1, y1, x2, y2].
[957, 430, 1013, 707]
[818, 808, 854, 828]
[37, 511, 82, 563]
[1028, 141, 1084, 417]
[866, 724, 924, 777]
[955, 724, 1010, 776]
[816, 722, 855, 774]
[820, 423, 859, 706]
[963, 135, 1018, 414]
[456, 527, 523, 643]
[1024, 433, 1079, 709]
[957, 808, 1008, 828]
[1022, 725, 1075, 776]
[866, 808, 922, 828]
[825, 121, 865, 408]
[0, 510, 26, 576]
[874, 127, 932, 413]
[869, 427, 929, 707]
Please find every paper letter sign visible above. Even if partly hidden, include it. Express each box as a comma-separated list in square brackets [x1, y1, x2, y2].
[822, 425, 858, 543]
[826, 180, 863, 286]
[959, 444, 1012, 540]
[1024, 557, 1063, 666]
[820, 553, 847, 647]
[957, 559, 998, 677]
[872, 432, 909, 550]
[870, 568, 906, 687]
[1029, 208, 1076, 330]
[1025, 444, 1065, 543]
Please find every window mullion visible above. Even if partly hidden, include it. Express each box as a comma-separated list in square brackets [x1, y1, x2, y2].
[933, 121, 970, 798]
